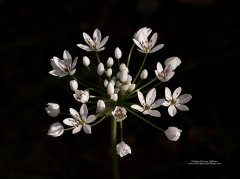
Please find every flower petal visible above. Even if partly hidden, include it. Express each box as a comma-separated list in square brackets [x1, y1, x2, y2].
[63, 118, 78, 126]
[83, 32, 94, 46]
[148, 110, 161, 117]
[69, 108, 80, 120]
[165, 87, 172, 101]
[63, 50, 72, 64]
[156, 62, 163, 73]
[99, 36, 109, 49]
[49, 70, 68, 77]
[137, 91, 145, 106]
[176, 104, 189, 111]
[76, 44, 92, 51]
[131, 105, 144, 112]
[151, 98, 165, 109]
[168, 105, 177, 117]
[146, 88, 156, 106]
[93, 28, 101, 43]
[86, 115, 96, 123]
[133, 39, 144, 51]
[71, 57, 78, 69]
[173, 87, 182, 99]
[178, 94, 192, 104]
[80, 104, 88, 120]
[72, 125, 82, 134]
[162, 101, 171, 106]
[150, 44, 164, 53]
[83, 124, 92, 134]
[149, 33, 158, 47]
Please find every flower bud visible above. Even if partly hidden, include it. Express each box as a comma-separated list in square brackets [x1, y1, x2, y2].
[140, 69, 148, 79]
[69, 80, 78, 91]
[119, 70, 128, 83]
[45, 103, 60, 117]
[128, 84, 136, 92]
[121, 84, 129, 92]
[116, 141, 131, 157]
[114, 47, 122, 60]
[107, 82, 114, 95]
[115, 81, 122, 88]
[104, 79, 109, 88]
[126, 75, 132, 84]
[164, 127, 182, 141]
[82, 56, 90, 66]
[97, 100, 106, 113]
[119, 63, 127, 71]
[97, 63, 105, 76]
[48, 122, 64, 137]
[105, 68, 112, 77]
[164, 57, 181, 71]
[107, 57, 114, 67]
[110, 93, 118, 101]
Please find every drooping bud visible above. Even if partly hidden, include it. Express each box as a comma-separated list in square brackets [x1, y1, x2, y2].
[97, 63, 105, 76]
[140, 69, 148, 79]
[164, 127, 182, 141]
[114, 47, 122, 60]
[82, 56, 90, 66]
[107, 57, 114, 67]
[69, 80, 78, 91]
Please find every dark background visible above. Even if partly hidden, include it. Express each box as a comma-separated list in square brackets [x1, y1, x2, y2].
[0, 0, 238, 178]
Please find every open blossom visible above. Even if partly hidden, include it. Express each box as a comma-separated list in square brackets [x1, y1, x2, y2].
[63, 104, 96, 134]
[48, 122, 64, 137]
[133, 27, 164, 54]
[77, 28, 109, 52]
[49, 50, 78, 77]
[163, 87, 192, 117]
[116, 141, 131, 157]
[73, 90, 89, 103]
[112, 106, 127, 122]
[155, 62, 175, 82]
[164, 127, 182, 141]
[45, 103, 60, 117]
[131, 88, 165, 117]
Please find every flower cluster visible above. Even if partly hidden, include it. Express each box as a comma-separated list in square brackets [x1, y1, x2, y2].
[46, 27, 192, 157]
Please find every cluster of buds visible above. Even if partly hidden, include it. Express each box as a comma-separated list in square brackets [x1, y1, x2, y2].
[46, 27, 192, 157]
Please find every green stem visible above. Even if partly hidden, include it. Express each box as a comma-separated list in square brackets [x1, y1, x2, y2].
[91, 115, 107, 127]
[120, 121, 123, 141]
[96, 52, 101, 64]
[111, 117, 120, 179]
[127, 43, 135, 68]
[126, 107, 164, 132]
[132, 53, 148, 84]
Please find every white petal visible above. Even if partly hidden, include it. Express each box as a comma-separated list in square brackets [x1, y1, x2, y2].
[162, 101, 171, 106]
[63, 118, 78, 126]
[83, 124, 92, 134]
[72, 125, 82, 134]
[69, 69, 76, 76]
[72, 57, 78, 69]
[168, 105, 177, 117]
[86, 115, 96, 123]
[80, 104, 88, 120]
[93, 28, 101, 43]
[151, 98, 165, 109]
[149, 33, 158, 47]
[63, 50, 72, 61]
[150, 44, 164, 53]
[148, 110, 161, 117]
[69, 108, 80, 120]
[156, 62, 163, 73]
[99, 36, 109, 49]
[173, 87, 182, 99]
[131, 105, 144, 112]
[176, 104, 189, 111]
[165, 87, 172, 101]
[133, 39, 144, 51]
[146, 88, 156, 106]
[137, 91, 145, 106]
[83, 32, 94, 46]
[76, 44, 92, 51]
[178, 94, 192, 104]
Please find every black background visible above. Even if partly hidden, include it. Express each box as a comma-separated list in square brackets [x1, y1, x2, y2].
[0, 0, 238, 178]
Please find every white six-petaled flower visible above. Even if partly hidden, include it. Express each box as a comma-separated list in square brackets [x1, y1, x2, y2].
[133, 27, 164, 54]
[73, 90, 90, 103]
[63, 104, 96, 134]
[48, 122, 64, 137]
[77, 28, 109, 52]
[155, 62, 175, 82]
[131, 88, 165, 117]
[49, 50, 78, 77]
[163, 87, 192, 117]
[164, 126, 182, 141]
[112, 106, 127, 122]
[116, 141, 131, 157]
[45, 103, 60, 117]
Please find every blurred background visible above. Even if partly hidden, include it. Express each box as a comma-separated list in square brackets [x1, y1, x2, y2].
[0, 0, 238, 178]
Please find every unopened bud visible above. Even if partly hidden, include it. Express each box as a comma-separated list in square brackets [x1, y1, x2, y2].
[97, 63, 105, 76]
[114, 47, 122, 60]
[107, 57, 114, 67]
[119, 70, 128, 83]
[110, 93, 118, 101]
[107, 82, 114, 95]
[97, 100, 106, 113]
[70, 80, 78, 91]
[128, 84, 136, 92]
[140, 69, 148, 79]
[105, 68, 112, 77]
[82, 56, 90, 66]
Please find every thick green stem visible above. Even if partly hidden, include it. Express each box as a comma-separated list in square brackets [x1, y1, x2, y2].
[132, 53, 148, 84]
[111, 117, 120, 179]
[95, 52, 101, 64]
[127, 43, 135, 68]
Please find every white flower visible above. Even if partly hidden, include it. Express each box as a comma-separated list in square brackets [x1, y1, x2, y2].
[73, 90, 90, 103]
[49, 50, 78, 77]
[63, 104, 96, 134]
[97, 100, 105, 113]
[133, 27, 164, 54]
[163, 87, 192, 117]
[45, 103, 60, 117]
[107, 82, 115, 95]
[48, 122, 64, 137]
[114, 47, 122, 59]
[140, 69, 148, 79]
[110, 93, 118, 101]
[112, 106, 127, 122]
[116, 141, 131, 157]
[164, 127, 182, 141]
[97, 63, 105, 76]
[119, 69, 128, 83]
[131, 88, 164, 117]
[107, 57, 114, 67]
[164, 57, 181, 71]
[82, 56, 90, 66]
[70, 80, 78, 91]
[155, 62, 175, 82]
[77, 28, 109, 52]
